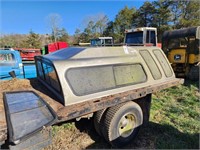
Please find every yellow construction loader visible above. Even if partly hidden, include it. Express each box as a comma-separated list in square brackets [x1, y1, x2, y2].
[162, 26, 200, 80]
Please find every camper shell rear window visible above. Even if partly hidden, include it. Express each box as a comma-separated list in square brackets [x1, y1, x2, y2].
[36, 59, 61, 93]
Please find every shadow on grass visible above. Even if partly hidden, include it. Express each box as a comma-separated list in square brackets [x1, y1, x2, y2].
[184, 79, 199, 89]
[75, 119, 199, 149]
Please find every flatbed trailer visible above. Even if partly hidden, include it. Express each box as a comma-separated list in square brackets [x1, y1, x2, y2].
[0, 77, 183, 148]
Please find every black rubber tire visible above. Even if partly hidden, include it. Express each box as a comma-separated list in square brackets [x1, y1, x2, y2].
[101, 101, 143, 148]
[93, 108, 107, 136]
[188, 65, 199, 81]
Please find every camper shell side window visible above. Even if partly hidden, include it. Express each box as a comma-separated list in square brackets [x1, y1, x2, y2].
[140, 50, 162, 80]
[65, 64, 147, 96]
[153, 50, 173, 77]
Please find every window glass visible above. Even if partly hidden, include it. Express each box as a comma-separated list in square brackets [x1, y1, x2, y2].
[140, 50, 162, 80]
[41, 62, 60, 92]
[146, 31, 156, 46]
[37, 61, 44, 80]
[0, 53, 15, 66]
[42, 63, 51, 84]
[91, 39, 101, 46]
[153, 50, 173, 77]
[125, 31, 143, 44]
[66, 64, 146, 96]
[67, 66, 115, 95]
[150, 31, 156, 46]
[105, 39, 112, 45]
[114, 64, 146, 86]
[90, 39, 96, 46]
[48, 69, 61, 92]
[146, 31, 150, 43]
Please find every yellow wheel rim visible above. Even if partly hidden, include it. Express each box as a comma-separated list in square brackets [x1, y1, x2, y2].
[118, 113, 136, 138]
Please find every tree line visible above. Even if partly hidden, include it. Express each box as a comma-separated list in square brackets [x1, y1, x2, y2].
[0, 0, 199, 48]
[76, 0, 200, 43]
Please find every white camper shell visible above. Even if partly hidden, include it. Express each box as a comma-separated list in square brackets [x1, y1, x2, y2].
[35, 46, 175, 106]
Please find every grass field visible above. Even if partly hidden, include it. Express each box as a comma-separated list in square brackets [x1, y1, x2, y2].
[148, 80, 199, 149]
[49, 80, 200, 149]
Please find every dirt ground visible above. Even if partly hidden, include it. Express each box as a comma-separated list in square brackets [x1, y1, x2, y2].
[46, 119, 156, 150]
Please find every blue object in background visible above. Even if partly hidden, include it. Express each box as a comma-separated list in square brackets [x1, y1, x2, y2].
[0, 49, 36, 80]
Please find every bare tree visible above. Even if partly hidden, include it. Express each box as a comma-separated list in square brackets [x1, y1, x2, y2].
[80, 13, 109, 40]
[95, 15, 109, 35]
[46, 13, 62, 42]
[81, 13, 108, 34]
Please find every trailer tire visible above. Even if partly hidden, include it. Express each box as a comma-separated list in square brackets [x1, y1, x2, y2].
[93, 109, 106, 136]
[101, 101, 143, 147]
